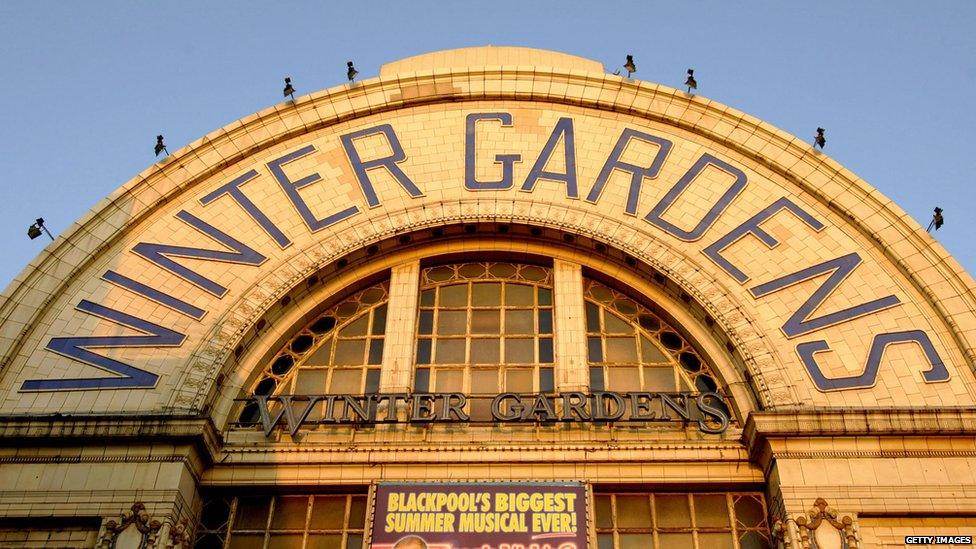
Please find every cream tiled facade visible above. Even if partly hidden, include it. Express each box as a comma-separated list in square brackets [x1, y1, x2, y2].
[0, 47, 974, 548]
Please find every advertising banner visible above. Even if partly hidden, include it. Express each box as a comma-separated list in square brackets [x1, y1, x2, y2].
[370, 482, 588, 549]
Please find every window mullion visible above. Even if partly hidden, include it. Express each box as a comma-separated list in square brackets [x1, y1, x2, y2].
[380, 260, 421, 393]
[552, 259, 589, 392]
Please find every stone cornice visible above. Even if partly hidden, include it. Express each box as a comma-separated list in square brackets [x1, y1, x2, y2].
[0, 414, 222, 464]
[743, 408, 976, 469]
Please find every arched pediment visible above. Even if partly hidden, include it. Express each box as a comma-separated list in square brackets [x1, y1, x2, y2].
[1, 46, 973, 419]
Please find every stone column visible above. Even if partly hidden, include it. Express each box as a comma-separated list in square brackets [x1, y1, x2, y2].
[380, 260, 421, 393]
[552, 259, 589, 392]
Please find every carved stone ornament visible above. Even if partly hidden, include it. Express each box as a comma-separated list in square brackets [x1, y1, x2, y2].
[795, 498, 858, 549]
[771, 499, 859, 549]
[96, 503, 191, 549]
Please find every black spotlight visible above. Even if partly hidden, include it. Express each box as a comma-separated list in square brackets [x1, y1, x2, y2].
[685, 69, 697, 92]
[347, 61, 359, 82]
[814, 127, 826, 149]
[154, 135, 168, 157]
[928, 207, 944, 232]
[283, 77, 295, 100]
[623, 55, 637, 77]
[27, 217, 53, 241]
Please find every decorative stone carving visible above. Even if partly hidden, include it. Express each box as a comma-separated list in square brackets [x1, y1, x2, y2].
[772, 498, 859, 549]
[797, 498, 858, 549]
[96, 503, 191, 549]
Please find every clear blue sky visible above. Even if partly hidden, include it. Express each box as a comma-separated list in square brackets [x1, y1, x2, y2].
[1, 2, 974, 290]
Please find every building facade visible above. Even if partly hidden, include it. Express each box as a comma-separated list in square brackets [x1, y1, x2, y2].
[1, 47, 975, 549]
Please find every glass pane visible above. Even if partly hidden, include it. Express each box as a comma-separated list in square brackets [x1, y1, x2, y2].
[506, 369, 533, 392]
[440, 284, 468, 307]
[268, 534, 303, 549]
[310, 496, 345, 529]
[505, 284, 534, 306]
[695, 494, 731, 528]
[698, 532, 735, 549]
[643, 367, 676, 392]
[346, 534, 364, 549]
[734, 496, 766, 528]
[200, 499, 232, 530]
[306, 338, 334, 365]
[504, 338, 534, 364]
[539, 367, 554, 393]
[271, 496, 308, 530]
[234, 496, 270, 529]
[595, 495, 613, 529]
[418, 311, 434, 335]
[470, 338, 500, 363]
[348, 497, 367, 528]
[334, 340, 366, 365]
[459, 263, 487, 278]
[655, 495, 692, 527]
[195, 533, 225, 549]
[615, 495, 652, 528]
[365, 369, 380, 393]
[587, 337, 603, 362]
[585, 301, 601, 332]
[419, 289, 435, 306]
[607, 367, 641, 392]
[435, 339, 466, 364]
[505, 310, 534, 334]
[435, 369, 464, 392]
[306, 534, 342, 549]
[641, 337, 669, 363]
[416, 339, 432, 364]
[229, 534, 266, 549]
[619, 533, 654, 549]
[538, 338, 553, 363]
[367, 340, 383, 365]
[520, 265, 547, 281]
[489, 263, 517, 278]
[537, 288, 553, 306]
[371, 305, 387, 335]
[330, 369, 362, 394]
[471, 310, 501, 334]
[657, 533, 693, 547]
[471, 369, 499, 393]
[590, 367, 605, 391]
[437, 310, 467, 335]
[472, 283, 501, 306]
[414, 368, 430, 392]
[339, 315, 368, 337]
[428, 266, 454, 282]
[606, 337, 638, 362]
[538, 309, 553, 334]
[739, 531, 773, 549]
[295, 370, 327, 395]
[604, 311, 634, 334]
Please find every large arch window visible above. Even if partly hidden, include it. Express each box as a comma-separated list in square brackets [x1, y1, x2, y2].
[238, 282, 389, 423]
[584, 278, 722, 396]
[413, 263, 555, 419]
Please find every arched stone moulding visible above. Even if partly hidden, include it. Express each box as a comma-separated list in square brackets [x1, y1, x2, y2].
[0, 47, 972, 418]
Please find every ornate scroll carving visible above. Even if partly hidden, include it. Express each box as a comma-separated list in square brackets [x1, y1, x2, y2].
[96, 503, 191, 549]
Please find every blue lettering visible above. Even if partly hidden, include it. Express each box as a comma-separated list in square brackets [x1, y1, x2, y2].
[132, 210, 267, 298]
[200, 169, 291, 248]
[340, 124, 423, 208]
[797, 330, 948, 391]
[22, 300, 185, 391]
[750, 252, 901, 338]
[267, 145, 360, 232]
[102, 270, 206, 320]
[586, 129, 672, 215]
[645, 153, 747, 240]
[521, 117, 578, 198]
[464, 113, 521, 190]
[703, 197, 826, 283]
